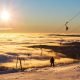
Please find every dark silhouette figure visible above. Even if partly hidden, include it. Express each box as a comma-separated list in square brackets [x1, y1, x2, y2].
[66, 26, 69, 31]
[65, 21, 69, 31]
[50, 57, 55, 67]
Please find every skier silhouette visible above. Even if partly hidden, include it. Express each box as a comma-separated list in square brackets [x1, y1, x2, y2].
[50, 57, 55, 67]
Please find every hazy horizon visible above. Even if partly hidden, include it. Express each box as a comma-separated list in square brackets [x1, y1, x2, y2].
[0, 0, 80, 33]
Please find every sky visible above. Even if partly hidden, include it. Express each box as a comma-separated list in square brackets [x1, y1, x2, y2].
[0, 0, 80, 33]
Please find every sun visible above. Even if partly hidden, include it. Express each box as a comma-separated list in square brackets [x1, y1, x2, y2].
[1, 10, 11, 21]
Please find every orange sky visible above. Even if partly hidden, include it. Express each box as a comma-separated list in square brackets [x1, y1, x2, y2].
[0, 0, 80, 33]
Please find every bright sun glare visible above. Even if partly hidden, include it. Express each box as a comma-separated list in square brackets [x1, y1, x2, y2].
[1, 10, 11, 21]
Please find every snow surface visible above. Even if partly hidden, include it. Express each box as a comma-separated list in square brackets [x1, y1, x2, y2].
[0, 63, 80, 80]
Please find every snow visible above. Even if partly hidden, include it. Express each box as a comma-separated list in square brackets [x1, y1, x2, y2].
[0, 63, 80, 80]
